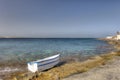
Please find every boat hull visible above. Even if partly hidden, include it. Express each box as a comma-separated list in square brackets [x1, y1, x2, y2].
[27, 54, 60, 72]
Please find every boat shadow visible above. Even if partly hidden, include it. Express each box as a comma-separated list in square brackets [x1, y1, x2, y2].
[42, 61, 67, 72]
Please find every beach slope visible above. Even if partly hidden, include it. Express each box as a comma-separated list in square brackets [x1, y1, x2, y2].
[63, 56, 120, 80]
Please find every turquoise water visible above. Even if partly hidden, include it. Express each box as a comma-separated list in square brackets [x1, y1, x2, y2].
[0, 38, 113, 63]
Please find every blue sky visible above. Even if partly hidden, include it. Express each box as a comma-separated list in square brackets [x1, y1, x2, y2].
[0, 0, 120, 38]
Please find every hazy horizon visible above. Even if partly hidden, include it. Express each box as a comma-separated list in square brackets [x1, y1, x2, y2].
[0, 0, 120, 38]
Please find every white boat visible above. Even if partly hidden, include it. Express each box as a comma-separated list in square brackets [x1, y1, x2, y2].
[27, 54, 60, 72]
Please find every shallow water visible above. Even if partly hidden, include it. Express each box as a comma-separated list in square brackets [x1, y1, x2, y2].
[0, 38, 113, 65]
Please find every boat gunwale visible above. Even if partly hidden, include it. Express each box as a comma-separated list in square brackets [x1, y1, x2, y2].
[28, 54, 60, 64]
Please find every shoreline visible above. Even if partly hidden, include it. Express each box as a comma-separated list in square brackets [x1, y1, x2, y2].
[63, 39, 120, 80]
[1, 39, 120, 80]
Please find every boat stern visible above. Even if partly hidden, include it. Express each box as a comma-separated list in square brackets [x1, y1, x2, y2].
[27, 62, 38, 73]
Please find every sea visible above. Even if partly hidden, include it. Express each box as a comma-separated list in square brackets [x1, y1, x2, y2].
[0, 38, 113, 65]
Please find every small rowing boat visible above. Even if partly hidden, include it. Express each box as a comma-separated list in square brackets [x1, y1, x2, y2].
[27, 54, 60, 72]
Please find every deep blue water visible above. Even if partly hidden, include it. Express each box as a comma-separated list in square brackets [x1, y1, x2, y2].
[0, 38, 113, 63]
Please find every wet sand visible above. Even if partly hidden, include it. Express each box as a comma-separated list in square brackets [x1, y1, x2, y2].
[0, 67, 20, 80]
